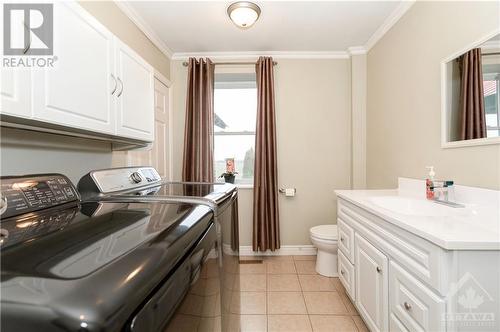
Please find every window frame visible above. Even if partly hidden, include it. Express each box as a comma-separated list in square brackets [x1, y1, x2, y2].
[484, 73, 500, 137]
[213, 73, 257, 186]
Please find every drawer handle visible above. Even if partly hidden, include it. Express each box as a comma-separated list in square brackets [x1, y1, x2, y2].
[404, 302, 412, 311]
[376, 266, 382, 273]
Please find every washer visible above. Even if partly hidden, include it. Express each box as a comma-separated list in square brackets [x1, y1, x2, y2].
[0, 173, 218, 332]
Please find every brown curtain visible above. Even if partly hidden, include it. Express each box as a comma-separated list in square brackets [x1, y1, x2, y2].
[253, 57, 280, 252]
[182, 58, 215, 182]
[459, 48, 486, 140]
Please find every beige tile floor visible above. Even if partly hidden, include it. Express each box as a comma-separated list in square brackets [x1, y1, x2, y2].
[232, 255, 369, 332]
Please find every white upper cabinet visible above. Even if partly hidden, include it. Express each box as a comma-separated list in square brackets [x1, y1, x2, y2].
[0, 69, 31, 118]
[115, 39, 154, 142]
[0, 1, 155, 144]
[32, 2, 116, 134]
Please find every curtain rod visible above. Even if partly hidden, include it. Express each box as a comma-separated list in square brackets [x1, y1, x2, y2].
[482, 52, 500, 56]
[182, 61, 278, 67]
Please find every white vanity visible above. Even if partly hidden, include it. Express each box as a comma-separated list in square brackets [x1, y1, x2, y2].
[335, 178, 500, 332]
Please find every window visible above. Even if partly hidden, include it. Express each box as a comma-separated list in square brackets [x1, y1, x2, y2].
[484, 72, 500, 138]
[214, 73, 257, 184]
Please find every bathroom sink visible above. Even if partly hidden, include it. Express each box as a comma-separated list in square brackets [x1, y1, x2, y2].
[367, 196, 462, 217]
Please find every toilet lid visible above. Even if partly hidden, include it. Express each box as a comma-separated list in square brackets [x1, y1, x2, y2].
[310, 225, 338, 240]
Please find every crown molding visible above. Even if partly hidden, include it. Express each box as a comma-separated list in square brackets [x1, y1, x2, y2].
[364, 0, 416, 51]
[114, 1, 173, 59]
[114, 0, 415, 60]
[481, 40, 500, 51]
[348, 46, 367, 56]
[171, 51, 350, 60]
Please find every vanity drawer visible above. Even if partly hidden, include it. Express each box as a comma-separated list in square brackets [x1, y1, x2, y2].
[338, 250, 355, 301]
[338, 199, 448, 295]
[389, 261, 445, 332]
[338, 218, 354, 263]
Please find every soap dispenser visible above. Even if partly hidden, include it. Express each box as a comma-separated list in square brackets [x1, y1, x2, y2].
[425, 166, 435, 199]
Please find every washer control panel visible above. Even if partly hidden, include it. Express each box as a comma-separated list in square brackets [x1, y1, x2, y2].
[0, 174, 79, 219]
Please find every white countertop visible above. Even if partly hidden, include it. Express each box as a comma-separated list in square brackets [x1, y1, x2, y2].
[335, 179, 500, 251]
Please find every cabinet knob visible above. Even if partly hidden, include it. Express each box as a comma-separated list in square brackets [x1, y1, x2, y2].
[376, 266, 382, 273]
[340, 237, 344, 242]
[340, 269, 345, 275]
[404, 302, 412, 311]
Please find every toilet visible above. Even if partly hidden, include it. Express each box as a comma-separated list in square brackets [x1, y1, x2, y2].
[310, 224, 338, 277]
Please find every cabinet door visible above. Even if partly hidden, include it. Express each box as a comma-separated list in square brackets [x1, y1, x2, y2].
[115, 39, 154, 142]
[355, 233, 389, 332]
[32, 2, 115, 134]
[1, 69, 31, 119]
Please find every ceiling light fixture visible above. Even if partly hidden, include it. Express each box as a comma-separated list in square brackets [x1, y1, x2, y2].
[227, 2, 261, 29]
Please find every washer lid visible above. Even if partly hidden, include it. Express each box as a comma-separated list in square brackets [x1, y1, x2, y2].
[310, 224, 338, 240]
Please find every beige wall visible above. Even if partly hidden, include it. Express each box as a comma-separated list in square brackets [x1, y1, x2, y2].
[367, 1, 500, 190]
[171, 59, 352, 245]
[79, 1, 170, 79]
[0, 127, 113, 184]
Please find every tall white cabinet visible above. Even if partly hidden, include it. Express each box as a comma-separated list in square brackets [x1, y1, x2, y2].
[0, 2, 155, 144]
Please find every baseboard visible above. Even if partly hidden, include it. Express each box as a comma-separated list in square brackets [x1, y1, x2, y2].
[238, 245, 317, 256]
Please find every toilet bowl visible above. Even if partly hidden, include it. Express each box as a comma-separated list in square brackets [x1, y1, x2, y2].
[310, 225, 338, 277]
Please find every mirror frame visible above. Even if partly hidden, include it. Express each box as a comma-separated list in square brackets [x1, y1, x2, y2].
[441, 28, 500, 149]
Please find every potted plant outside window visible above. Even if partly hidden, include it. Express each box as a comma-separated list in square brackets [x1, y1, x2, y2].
[220, 158, 237, 184]
[219, 171, 238, 184]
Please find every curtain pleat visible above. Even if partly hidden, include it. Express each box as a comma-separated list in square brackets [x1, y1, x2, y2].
[182, 58, 215, 182]
[253, 57, 280, 252]
[459, 48, 486, 140]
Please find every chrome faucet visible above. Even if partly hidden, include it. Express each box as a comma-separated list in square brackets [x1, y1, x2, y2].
[429, 181, 465, 208]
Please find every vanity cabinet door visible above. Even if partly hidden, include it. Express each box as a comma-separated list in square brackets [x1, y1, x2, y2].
[355, 233, 389, 332]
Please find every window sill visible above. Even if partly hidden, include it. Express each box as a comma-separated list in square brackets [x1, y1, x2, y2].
[215, 181, 253, 189]
[235, 184, 254, 189]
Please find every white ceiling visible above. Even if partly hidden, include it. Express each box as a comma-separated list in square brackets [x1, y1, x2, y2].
[123, 1, 406, 57]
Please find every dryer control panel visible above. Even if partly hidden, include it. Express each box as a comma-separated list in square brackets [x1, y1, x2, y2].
[79, 167, 162, 197]
[0, 174, 79, 219]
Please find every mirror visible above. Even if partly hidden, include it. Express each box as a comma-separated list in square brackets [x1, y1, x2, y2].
[442, 32, 500, 147]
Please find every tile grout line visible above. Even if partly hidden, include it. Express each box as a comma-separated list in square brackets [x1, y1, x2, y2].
[295, 257, 314, 332]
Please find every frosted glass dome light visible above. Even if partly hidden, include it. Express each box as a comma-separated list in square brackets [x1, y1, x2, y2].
[227, 2, 261, 29]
